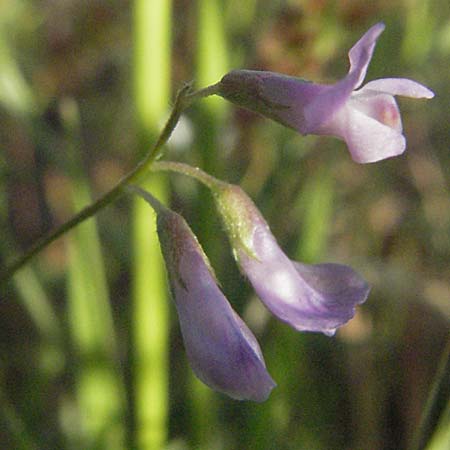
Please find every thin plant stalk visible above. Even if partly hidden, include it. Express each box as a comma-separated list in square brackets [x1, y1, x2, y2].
[62, 98, 124, 448]
[189, 3, 229, 444]
[132, 1, 171, 449]
[0, 80, 218, 286]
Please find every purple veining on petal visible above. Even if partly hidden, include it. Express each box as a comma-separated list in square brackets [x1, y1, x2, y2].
[157, 208, 276, 402]
[214, 184, 370, 336]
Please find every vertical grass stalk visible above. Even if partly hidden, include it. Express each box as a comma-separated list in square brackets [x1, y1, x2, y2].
[132, 1, 171, 449]
[64, 99, 124, 449]
[188, 0, 229, 447]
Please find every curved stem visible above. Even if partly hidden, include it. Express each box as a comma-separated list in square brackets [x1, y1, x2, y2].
[151, 160, 225, 190]
[1, 83, 221, 286]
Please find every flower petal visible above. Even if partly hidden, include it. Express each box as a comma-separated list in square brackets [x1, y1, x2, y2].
[319, 102, 406, 163]
[217, 69, 327, 133]
[214, 184, 370, 336]
[292, 262, 370, 335]
[260, 74, 327, 132]
[360, 78, 435, 98]
[348, 22, 386, 89]
[350, 91, 403, 132]
[304, 22, 385, 132]
[157, 207, 276, 402]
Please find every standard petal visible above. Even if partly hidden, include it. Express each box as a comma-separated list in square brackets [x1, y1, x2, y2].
[157, 209, 276, 402]
[360, 78, 435, 98]
[319, 103, 406, 163]
[304, 22, 385, 132]
[348, 22, 386, 89]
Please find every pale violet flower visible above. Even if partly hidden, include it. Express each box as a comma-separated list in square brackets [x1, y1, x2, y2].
[213, 183, 370, 336]
[217, 22, 434, 163]
[132, 187, 275, 402]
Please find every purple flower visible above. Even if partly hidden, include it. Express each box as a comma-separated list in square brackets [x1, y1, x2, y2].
[217, 23, 434, 163]
[133, 187, 275, 401]
[214, 184, 370, 336]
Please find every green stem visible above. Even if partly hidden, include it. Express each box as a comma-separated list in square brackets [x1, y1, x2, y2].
[126, 186, 167, 215]
[0, 83, 220, 286]
[151, 160, 224, 190]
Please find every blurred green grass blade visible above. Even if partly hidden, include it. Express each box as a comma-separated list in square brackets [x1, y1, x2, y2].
[131, 177, 169, 450]
[0, 36, 37, 117]
[295, 167, 334, 263]
[7, 242, 63, 379]
[132, 1, 171, 449]
[133, 0, 171, 129]
[414, 338, 450, 450]
[402, 0, 435, 65]
[13, 266, 61, 340]
[0, 385, 39, 450]
[197, 0, 229, 117]
[63, 99, 124, 449]
[188, 372, 216, 447]
[195, 0, 229, 228]
[187, 1, 230, 446]
[67, 209, 125, 449]
[4, 158, 62, 362]
[425, 399, 450, 450]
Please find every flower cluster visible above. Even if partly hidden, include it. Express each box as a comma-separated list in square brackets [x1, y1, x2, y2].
[133, 187, 276, 402]
[133, 174, 369, 401]
[133, 23, 433, 401]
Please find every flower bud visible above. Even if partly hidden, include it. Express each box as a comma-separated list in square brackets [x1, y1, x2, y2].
[135, 187, 276, 401]
[214, 184, 370, 336]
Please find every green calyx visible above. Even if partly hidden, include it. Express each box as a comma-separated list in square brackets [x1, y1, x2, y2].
[157, 209, 220, 291]
[212, 184, 259, 262]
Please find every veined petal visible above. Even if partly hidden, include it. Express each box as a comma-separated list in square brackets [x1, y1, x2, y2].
[360, 78, 435, 98]
[214, 184, 370, 335]
[350, 91, 403, 132]
[319, 103, 406, 163]
[304, 22, 385, 132]
[348, 22, 386, 89]
[135, 188, 275, 402]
